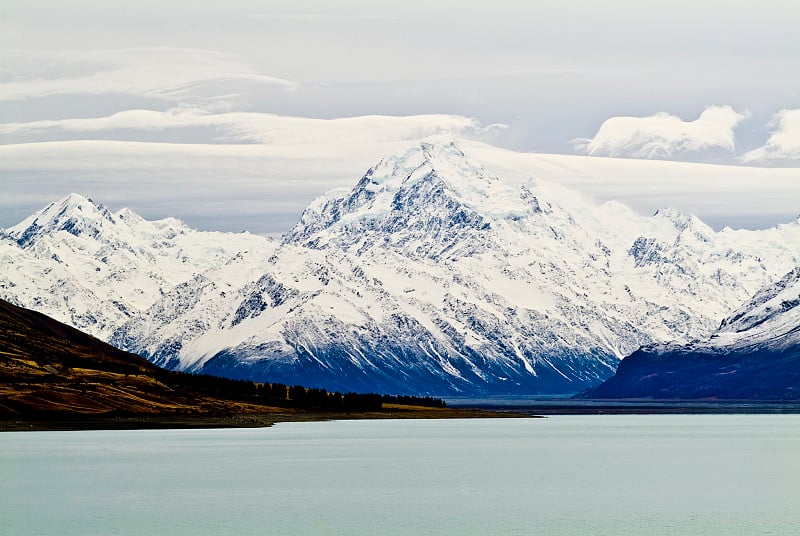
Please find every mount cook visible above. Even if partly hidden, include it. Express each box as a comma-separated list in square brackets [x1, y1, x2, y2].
[2, 139, 799, 395]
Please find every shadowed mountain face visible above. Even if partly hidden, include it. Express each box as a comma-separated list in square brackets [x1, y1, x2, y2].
[577, 345, 800, 400]
[0, 298, 267, 417]
[579, 269, 800, 400]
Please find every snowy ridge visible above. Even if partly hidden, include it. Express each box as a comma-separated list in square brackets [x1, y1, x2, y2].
[3, 139, 800, 395]
[711, 267, 800, 350]
[633, 267, 800, 356]
[579, 269, 800, 400]
[1, 194, 274, 337]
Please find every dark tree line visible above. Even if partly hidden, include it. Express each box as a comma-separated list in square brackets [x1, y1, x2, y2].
[381, 394, 446, 408]
[153, 368, 260, 399]
[285, 386, 382, 412]
[148, 368, 445, 412]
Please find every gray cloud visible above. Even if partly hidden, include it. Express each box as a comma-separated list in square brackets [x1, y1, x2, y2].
[2, 0, 798, 232]
[248, 13, 399, 21]
[0, 48, 298, 103]
[0, 108, 498, 145]
[2, 137, 798, 236]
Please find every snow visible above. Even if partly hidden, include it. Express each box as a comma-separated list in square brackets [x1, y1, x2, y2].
[3, 138, 799, 394]
[1, 194, 275, 338]
[713, 267, 800, 350]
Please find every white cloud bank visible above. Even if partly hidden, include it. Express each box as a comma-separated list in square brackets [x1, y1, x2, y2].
[2, 136, 798, 236]
[0, 112, 505, 234]
[0, 48, 297, 102]
[741, 109, 800, 165]
[0, 107, 501, 145]
[574, 105, 747, 159]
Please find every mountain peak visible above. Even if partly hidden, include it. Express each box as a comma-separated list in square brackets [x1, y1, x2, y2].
[8, 194, 116, 247]
[419, 136, 464, 164]
[419, 138, 498, 190]
[652, 207, 692, 228]
[651, 207, 716, 243]
[114, 207, 145, 225]
[60, 192, 94, 206]
[283, 139, 535, 249]
[43, 193, 99, 216]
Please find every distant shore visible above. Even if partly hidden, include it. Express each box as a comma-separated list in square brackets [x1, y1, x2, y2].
[0, 404, 531, 432]
[448, 398, 800, 415]
[7, 399, 800, 432]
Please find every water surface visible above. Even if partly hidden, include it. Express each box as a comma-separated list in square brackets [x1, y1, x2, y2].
[2, 415, 798, 535]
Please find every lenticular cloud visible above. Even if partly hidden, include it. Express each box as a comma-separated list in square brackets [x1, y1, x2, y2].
[741, 109, 800, 165]
[574, 105, 747, 160]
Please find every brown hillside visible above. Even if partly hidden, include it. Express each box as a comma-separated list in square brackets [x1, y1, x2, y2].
[1, 299, 517, 430]
[0, 298, 278, 417]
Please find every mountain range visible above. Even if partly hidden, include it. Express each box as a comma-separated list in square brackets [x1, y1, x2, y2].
[2, 139, 799, 395]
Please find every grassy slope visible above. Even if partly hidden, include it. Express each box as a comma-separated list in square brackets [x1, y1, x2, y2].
[0, 297, 285, 417]
[0, 299, 514, 430]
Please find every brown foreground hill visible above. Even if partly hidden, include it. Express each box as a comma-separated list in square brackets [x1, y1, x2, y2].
[0, 299, 513, 431]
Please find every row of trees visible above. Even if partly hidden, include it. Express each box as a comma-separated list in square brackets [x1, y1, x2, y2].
[381, 394, 447, 408]
[284, 385, 383, 412]
[152, 368, 445, 412]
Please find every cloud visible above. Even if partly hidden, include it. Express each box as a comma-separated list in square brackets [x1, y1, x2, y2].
[741, 109, 800, 164]
[0, 48, 298, 102]
[573, 105, 748, 159]
[249, 14, 399, 22]
[0, 108, 500, 145]
[2, 137, 798, 237]
[0, 139, 407, 235]
[0, 112, 506, 234]
[463, 139, 800, 231]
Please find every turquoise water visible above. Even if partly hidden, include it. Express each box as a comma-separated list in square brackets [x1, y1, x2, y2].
[2, 415, 799, 535]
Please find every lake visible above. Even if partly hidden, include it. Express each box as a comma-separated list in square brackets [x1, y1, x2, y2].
[2, 415, 799, 535]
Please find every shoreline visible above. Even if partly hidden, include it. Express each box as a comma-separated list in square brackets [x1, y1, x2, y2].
[6, 399, 800, 432]
[0, 404, 531, 432]
[449, 399, 800, 415]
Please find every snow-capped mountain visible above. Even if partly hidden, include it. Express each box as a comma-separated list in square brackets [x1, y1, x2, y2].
[0, 193, 274, 337]
[3, 139, 799, 395]
[99, 139, 798, 395]
[579, 268, 800, 399]
[713, 267, 800, 350]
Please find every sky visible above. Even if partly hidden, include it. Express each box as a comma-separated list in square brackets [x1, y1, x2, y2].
[1, 0, 799, 234]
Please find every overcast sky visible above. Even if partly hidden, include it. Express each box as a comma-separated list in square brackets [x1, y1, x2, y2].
[1, 1, 799, 233]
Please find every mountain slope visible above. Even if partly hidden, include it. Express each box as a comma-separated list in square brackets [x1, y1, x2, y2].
[1, 194, 274, 338]
[0, 297, 247, 416]
[107, 140, 799, 395]
[579, 268, 800, 400]
[0, 299, 501, 428]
